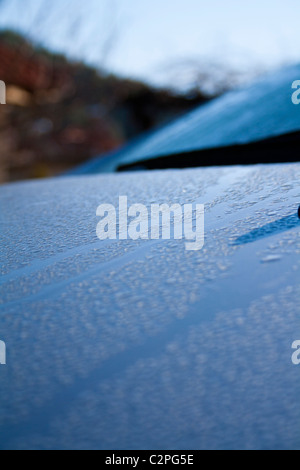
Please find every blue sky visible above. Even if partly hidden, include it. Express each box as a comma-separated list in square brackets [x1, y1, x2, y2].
[0, 0, 300, 90]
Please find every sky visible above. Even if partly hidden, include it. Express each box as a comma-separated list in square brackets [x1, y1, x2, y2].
[0, 0, 300, 90]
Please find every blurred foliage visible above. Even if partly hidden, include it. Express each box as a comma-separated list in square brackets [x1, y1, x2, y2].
[0, 30, 211, 182]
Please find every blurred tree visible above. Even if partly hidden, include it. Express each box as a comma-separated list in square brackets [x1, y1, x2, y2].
[0, 30, 210, 183]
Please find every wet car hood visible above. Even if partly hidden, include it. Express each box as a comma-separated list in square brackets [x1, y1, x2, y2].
[0, 163, 299, 450]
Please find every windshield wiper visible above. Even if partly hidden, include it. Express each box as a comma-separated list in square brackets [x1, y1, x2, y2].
[117, 129, 300, 172]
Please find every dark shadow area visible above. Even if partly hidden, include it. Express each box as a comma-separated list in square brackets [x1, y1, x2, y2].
[232, 214, 299, 246]
[117, 130, 300, 172]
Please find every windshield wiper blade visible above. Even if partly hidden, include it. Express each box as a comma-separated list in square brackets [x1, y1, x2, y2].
[117, 129, 300, 172]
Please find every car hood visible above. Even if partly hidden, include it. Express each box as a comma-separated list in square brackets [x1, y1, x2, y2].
[0, 163, 300, 450]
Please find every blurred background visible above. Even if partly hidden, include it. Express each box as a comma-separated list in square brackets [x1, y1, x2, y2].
[0, 0, 300, 183]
